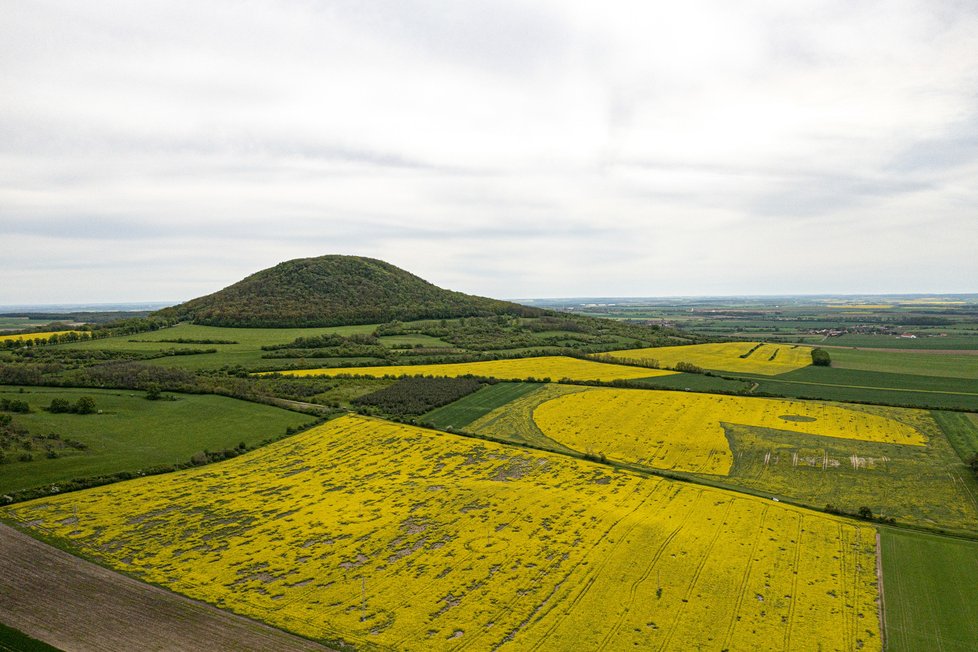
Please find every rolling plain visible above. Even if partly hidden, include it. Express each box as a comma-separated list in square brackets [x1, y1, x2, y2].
[1, 257, 976, 650]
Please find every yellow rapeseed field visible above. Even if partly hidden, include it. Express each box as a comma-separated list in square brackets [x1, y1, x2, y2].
[604, 342, 813, 375]
[0, 330, 82, 343]
[4, 415, 881, 651]
[265, 355, 677, 383]
[531, 388, 926, 475]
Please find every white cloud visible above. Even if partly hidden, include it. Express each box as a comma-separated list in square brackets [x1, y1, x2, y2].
[1, 0, 977, 303]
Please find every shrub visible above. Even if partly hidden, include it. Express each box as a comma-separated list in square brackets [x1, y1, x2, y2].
[48, 398, 72, 413]
[811, 348, 831, 367]
[74, 396, 97, 414]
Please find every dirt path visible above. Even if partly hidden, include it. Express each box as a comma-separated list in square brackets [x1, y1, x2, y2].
[0, 524, 334, 652]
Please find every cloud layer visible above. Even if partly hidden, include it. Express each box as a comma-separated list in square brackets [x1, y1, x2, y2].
[2, 0, 977, 302]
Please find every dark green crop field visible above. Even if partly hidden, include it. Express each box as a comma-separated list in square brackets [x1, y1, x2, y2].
[728, 366, 978, 411]
[933, 410, 978, 463]
[422, 382, 542, 429]
[880, 528, 978, 651]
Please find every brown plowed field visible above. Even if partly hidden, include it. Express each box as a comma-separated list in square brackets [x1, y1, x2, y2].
[0, 525, 333, 652]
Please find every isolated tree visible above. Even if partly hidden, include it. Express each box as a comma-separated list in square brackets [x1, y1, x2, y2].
[811, 348, 831, 367]
[73, 396, 97, 414]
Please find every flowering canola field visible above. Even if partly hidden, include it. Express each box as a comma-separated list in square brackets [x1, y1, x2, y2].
[267, 355, 677, 382]
[605, 342, 813, 375]
[531, 388, 926, 474]
[3, 415, 881, 651]
[0, 330, 83, 343]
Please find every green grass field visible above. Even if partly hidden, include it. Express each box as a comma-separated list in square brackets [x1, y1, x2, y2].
[377, 334, 452, 348]
[0, 386, 315, 494]
[58, 323, 380, 371]
[421, 382, 542, 429]
[880, 528, 978, 651]
[828, 348, 978, 379]
[933, 411, 978, 463]
[0, 317, 63, 332]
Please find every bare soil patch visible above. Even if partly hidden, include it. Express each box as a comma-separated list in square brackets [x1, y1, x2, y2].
[0, 524, 333, 652]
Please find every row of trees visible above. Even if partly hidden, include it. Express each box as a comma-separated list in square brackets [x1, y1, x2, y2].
[2, 316, 178, 350]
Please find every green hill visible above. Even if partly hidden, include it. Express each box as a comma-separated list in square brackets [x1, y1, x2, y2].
[155, 255, 545, 327]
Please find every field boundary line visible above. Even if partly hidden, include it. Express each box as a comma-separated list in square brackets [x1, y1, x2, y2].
[876, 531, 887, 650]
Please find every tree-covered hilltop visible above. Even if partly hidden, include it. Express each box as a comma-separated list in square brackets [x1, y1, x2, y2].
[154, 255, 546, 327]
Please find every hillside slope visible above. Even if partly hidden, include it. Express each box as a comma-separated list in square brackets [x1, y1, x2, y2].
[155, 255, 544, 327]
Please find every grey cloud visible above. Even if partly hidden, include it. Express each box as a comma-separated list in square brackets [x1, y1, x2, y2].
[886, 114, 978, 173]
[749, 174, 936, 219]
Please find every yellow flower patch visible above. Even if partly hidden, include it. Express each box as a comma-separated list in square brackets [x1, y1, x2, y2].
[532, 388, 925, 475]
[605, 342, 813, 375]
[3, 414, 881, 651]
[265, 355, 676, 383]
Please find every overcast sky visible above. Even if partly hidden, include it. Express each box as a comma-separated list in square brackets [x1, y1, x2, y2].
[2, 0, 977, 304]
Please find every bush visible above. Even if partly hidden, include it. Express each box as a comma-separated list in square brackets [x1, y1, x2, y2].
[46, 396, 97, 414]
[811, 348, 831, 367]
[0, 398, 30, 413]
[48, 398, 72, 413]
[674, 361, 704, 374]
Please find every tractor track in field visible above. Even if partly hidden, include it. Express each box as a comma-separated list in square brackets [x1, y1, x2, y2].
[0, 524, 334, 652]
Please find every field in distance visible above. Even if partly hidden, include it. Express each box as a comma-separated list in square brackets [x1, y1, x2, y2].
[3, 414, 882, 651]
[604, 342, 813, 375]
[267, 355, 677, 383]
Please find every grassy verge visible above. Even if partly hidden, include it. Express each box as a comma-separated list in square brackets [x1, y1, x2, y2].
[880, 527, 978, 651]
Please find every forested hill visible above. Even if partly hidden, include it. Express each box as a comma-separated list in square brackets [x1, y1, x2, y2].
[154, 255, 546, 327]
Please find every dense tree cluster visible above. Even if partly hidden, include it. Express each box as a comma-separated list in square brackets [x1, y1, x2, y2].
[261, 333, 390, 360]
[154, 255, 545, 327]
[0, 397, 30, 413]
[811, 348, 832, 366]
[352, 377, 484, 417]
[47, 396, 97, 414]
